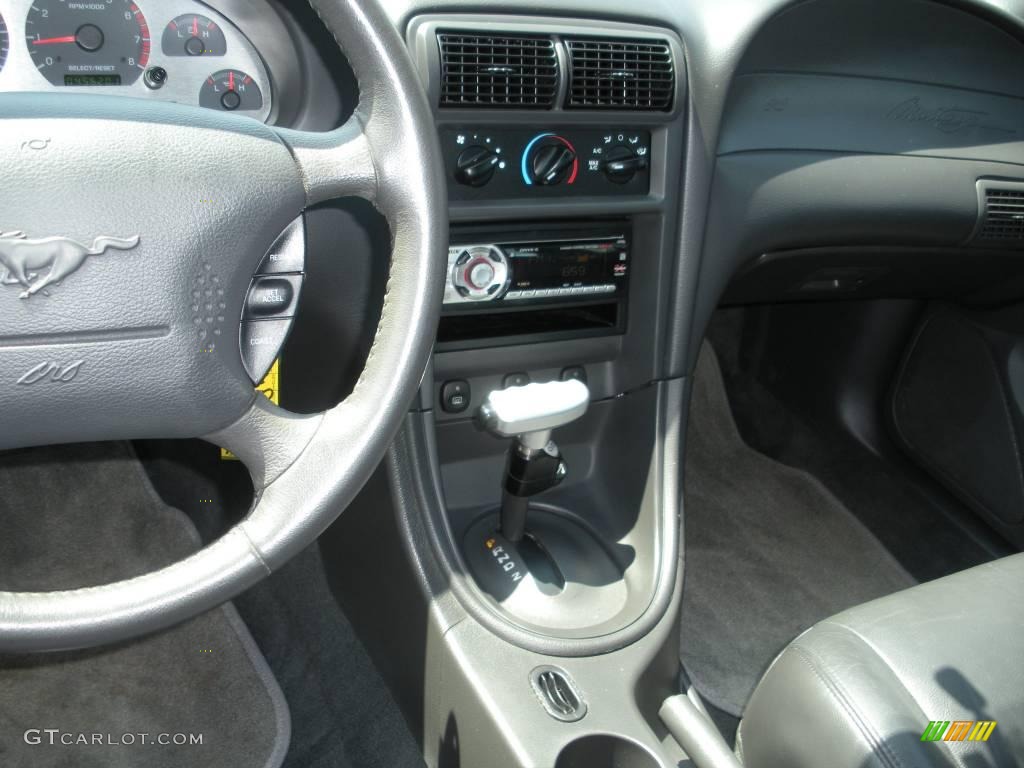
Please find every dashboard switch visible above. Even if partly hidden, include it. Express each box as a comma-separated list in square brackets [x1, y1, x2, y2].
[441, 380, 471, 413]
[503, 372, 531, 388]
[143, 66, 168, 90]
[560, 366, 587, 385]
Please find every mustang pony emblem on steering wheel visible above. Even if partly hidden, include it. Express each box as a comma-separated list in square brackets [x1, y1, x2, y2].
[0, 230, 139, 299]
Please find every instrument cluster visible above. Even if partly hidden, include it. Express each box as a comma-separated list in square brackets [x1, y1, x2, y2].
[0, 0, 272, 122]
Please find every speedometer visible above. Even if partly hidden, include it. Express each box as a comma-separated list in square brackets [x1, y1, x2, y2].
[26, 0, 151, 87]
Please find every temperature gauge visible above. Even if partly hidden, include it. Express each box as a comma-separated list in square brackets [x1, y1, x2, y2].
[162, 14, 226, 57]
[199, 69, 262, 112]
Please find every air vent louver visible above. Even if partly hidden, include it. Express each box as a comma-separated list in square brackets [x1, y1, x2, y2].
[438, 33, 558, 108]
[979, 188, 1024, 245]
[566, 38, 674, 111]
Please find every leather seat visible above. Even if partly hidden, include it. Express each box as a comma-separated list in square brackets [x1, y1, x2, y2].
[737, 553, 1024, 768]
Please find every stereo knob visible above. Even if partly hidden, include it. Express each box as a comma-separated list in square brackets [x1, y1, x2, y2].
[468, 260, 496, 289]
[524, 135, 578, 186]
[603, 146, 648, 184]
[451, 246, 509, 301]
[454, 145, 500, 187]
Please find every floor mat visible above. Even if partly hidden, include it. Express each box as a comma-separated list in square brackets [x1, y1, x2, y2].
[234, 545, 426, 768]
[0, 442, 290, 768]
[706, 307, 1009, 583]
[680, 345, 915, 717]
[136, 438, 426, 768]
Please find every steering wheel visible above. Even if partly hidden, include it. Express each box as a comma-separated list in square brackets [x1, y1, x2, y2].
[0, 0, 446, 651]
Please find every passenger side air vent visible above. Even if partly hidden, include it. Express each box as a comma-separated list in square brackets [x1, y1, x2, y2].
[977, 186, 1024, 245]
[565, 38, 674, 111]
[437, 33, 558, 109]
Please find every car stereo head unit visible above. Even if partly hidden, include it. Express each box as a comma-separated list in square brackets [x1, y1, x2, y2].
[443, 232, 629, 309]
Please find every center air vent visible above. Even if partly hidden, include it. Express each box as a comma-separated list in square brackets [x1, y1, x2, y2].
[530, 666, 587, 723]
[438, 33, 558, 108]
[565, 38, 674, 111]
[977, 185, 1024, 246]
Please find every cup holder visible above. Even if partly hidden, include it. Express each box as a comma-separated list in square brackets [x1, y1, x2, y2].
[555, 734, 662, 768]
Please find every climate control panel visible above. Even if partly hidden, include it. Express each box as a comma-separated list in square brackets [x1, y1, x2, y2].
[443, 127, 651, 200]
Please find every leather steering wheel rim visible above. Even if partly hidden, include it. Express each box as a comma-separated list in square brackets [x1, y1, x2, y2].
[0, 0, 447, 652]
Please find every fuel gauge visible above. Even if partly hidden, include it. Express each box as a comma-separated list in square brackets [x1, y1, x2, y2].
[199, 69, 263, 112]
[163, 14, 226, 56]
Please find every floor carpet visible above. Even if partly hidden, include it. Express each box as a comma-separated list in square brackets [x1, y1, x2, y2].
[0, 442, 289, 768]
[136, 437, 426, 768]
[680, 345, 916, 717]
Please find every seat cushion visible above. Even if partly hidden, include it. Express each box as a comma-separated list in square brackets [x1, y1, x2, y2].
[737, 553, 1024, 768]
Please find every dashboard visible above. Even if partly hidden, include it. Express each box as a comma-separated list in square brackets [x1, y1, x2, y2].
[0, 0, 274, 122]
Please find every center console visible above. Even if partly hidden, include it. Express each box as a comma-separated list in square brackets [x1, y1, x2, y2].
[389, 13, 692, 768]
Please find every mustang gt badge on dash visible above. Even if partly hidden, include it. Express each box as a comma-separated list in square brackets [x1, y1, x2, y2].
[0, 230, 139, 299]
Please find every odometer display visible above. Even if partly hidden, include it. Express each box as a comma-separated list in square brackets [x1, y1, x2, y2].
[26, 0, 150, 86]
[64, 73, 122, 86]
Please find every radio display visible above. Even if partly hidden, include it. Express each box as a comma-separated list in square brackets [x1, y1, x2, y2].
[507, 239, 627, 290]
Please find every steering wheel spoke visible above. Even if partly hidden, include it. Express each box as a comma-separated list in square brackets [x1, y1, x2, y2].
[275, 116, 378, 206]
[205, 395, 323, 490]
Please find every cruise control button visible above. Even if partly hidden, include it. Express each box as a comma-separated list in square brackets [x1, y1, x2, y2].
[257, 217, 306, 274]
[240, 319, 292, 383]
[245, 274, 302, 320]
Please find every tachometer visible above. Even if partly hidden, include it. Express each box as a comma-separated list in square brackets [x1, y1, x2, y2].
[0, 14, 8, 73]
[26, 0, 151, 87]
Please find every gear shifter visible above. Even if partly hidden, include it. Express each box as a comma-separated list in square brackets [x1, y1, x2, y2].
[478, 379, 590, 542]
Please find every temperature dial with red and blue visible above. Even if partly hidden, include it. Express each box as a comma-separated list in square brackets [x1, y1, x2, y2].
[522, 133, 578, 186]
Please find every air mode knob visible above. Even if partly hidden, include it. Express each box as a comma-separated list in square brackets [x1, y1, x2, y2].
[603, 145, 649, 184]
[454, 145, 501, 187]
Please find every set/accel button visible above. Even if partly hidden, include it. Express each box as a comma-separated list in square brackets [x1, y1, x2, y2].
[245, 275, 301, 319]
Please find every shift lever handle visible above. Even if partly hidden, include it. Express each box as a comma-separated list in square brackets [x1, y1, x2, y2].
[479, 379, 589, 450]
[479, 379, 590, 541]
